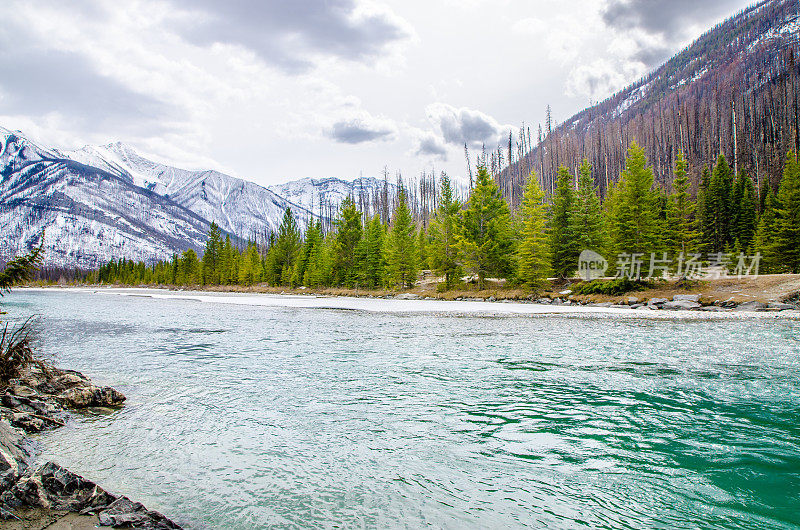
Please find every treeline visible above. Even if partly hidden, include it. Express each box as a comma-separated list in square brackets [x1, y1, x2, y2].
[92, 143, 800, 290]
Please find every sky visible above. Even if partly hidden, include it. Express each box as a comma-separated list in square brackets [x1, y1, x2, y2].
[0, 0, 755, 186]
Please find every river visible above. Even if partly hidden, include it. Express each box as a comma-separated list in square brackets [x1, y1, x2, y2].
[5, 289, 800, 528]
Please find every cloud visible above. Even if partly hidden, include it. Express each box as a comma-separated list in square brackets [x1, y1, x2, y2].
[600, 0, 747, 66]
[414, 132, 448, 159]
[0, 18, 180, 137]
[167, 0, 411, 73]
[566, 60, 634, 100]
[326, 116, 396, 144]
[426, 103, 511, 149]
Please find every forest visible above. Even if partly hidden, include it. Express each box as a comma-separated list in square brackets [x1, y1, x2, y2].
[92, 142, 800, 291]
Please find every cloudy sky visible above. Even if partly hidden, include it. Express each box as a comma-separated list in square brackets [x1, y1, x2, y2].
[0, 0, 754, 186]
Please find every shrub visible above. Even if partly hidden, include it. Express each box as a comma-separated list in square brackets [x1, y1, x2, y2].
[571, 278, 652, 296]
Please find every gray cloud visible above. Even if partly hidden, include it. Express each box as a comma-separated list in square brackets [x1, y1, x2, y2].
[168, 0, 410, 73]
[415, 134, 447, 159]
[0, 22, 180, 136]
[326, 119, 395, 144]
[426, 103, 510, 149]
[601, 0, 749, 66]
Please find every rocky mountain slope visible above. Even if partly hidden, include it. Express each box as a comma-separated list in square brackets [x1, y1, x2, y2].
[0, 128, 392, 268]
[499, 0, 800, 200]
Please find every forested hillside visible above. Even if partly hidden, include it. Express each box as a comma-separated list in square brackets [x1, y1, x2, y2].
[496, 0, 800, 203]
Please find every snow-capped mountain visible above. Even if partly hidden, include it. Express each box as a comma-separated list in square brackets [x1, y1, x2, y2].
[62, 142, 317, 241]
[267, 176, 391, 217]
[0, 127, 212, 269]
[1, 128, 396, 268]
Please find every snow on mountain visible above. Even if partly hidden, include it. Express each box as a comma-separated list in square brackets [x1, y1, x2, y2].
[267, 176, 392, 217]
[62, 142, 318, 240]
[0, 128, 212, 269]
[1, 127, 397, 269]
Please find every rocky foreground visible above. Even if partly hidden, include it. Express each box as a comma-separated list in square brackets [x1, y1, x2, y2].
[0, 366, 181, 529]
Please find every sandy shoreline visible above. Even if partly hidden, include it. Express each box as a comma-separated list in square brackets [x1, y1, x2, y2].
[19, 286, 800, 320]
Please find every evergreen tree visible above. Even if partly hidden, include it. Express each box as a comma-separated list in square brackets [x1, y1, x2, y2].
[239, 243, 262, 286]
[201, 222, 223, 285]
[386, 187, 417, 288]
[359, 214, 387, 289]
[609, 142, 663, 263]
[428, 173, 461, 288]
[333, 197, 363, 287]
[416, 228, 428, 270]
[549, 166, 577, 277]
[702, 154, 734, 252]
[516, 169, 550, 288]
[753, 185, 779, 272]
[292, 221, 321, 287]
[697, 165, 714, 252]
[774, 151, 800, 272]
[571, 159, 606, 256]
[666, 151, 698, 255]
[265, 208, 301, 285]
[178, 249, 201, 285]
[731, 171, 757, 250]
[456, 165, 514, 289]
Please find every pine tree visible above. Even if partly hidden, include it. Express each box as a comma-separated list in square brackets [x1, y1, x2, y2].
[571, 159, 606, 256]
[201, 222, 223, 285]
[549, 166, 577, 278]
[292, 221, 321, 287]
[239, 243, 261, 286]
[516, 169, 550, 288]
[333, 197, 363, 287]
[386, 187, 417, 288]
[456, 165, 514, 289]
[702, 154, 734, 252]
[265, 208, 301, 286]
[753, 185, 778, 272]
[416, 228, 428, 270]
[774, 151, 800, 272]
[666, 151, 698, 255]
[609, 142, 663, 263]
[359, 214, 387, 289]
[428, 173, 461, 288]
[178, 249, 201, 285]
[697, 165, 714, 252]
[731, 171, 757, 250]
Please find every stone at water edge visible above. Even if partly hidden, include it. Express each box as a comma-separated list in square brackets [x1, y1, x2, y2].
[672, 294, 701, 302]
[662, 300, 702, 310]
[767, 301, 796, 311]
[57, 386, 126, 409]
[733, 301, 767, 312]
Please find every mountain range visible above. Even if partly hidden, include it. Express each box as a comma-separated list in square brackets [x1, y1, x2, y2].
[0, 128, 389, 268]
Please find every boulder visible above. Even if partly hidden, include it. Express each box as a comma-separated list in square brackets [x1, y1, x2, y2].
[767, 301, 796, 311]
[663, 300, 702, 310]
[97, 496, 181, 528]
[2, 462, 116, 512]
[627, 297, 639, 304]
[672, 294, 701, 302]
[58, 386, 126, 409]
[700, 306, 727, 312]
[647, 298, 669, 307]
[733, 301, 767, 312]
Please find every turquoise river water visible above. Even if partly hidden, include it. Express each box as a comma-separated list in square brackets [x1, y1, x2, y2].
[4, 289, 800, 529]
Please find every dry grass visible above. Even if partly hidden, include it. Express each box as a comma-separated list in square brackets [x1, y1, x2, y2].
[0, 317, 42, 385]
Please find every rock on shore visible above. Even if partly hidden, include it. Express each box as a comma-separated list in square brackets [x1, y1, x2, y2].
[0, 366, 182, 529]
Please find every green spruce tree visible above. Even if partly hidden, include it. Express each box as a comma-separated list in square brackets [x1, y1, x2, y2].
[386, 187, 418, 288]
[571, 159, 606, 256]
[516, 170, 550, 288]
[549, 166, 577, 278]
[609, 142, 663, 264]
[456, 165, 514, 289]
[333, 197, 363, 287]
[774, 151, 800, 272]
[666, 151, 698, 256]
[428, 173, 462, 289]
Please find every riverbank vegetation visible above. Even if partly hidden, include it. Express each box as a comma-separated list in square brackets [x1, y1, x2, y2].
[91, 146, 800, 292]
